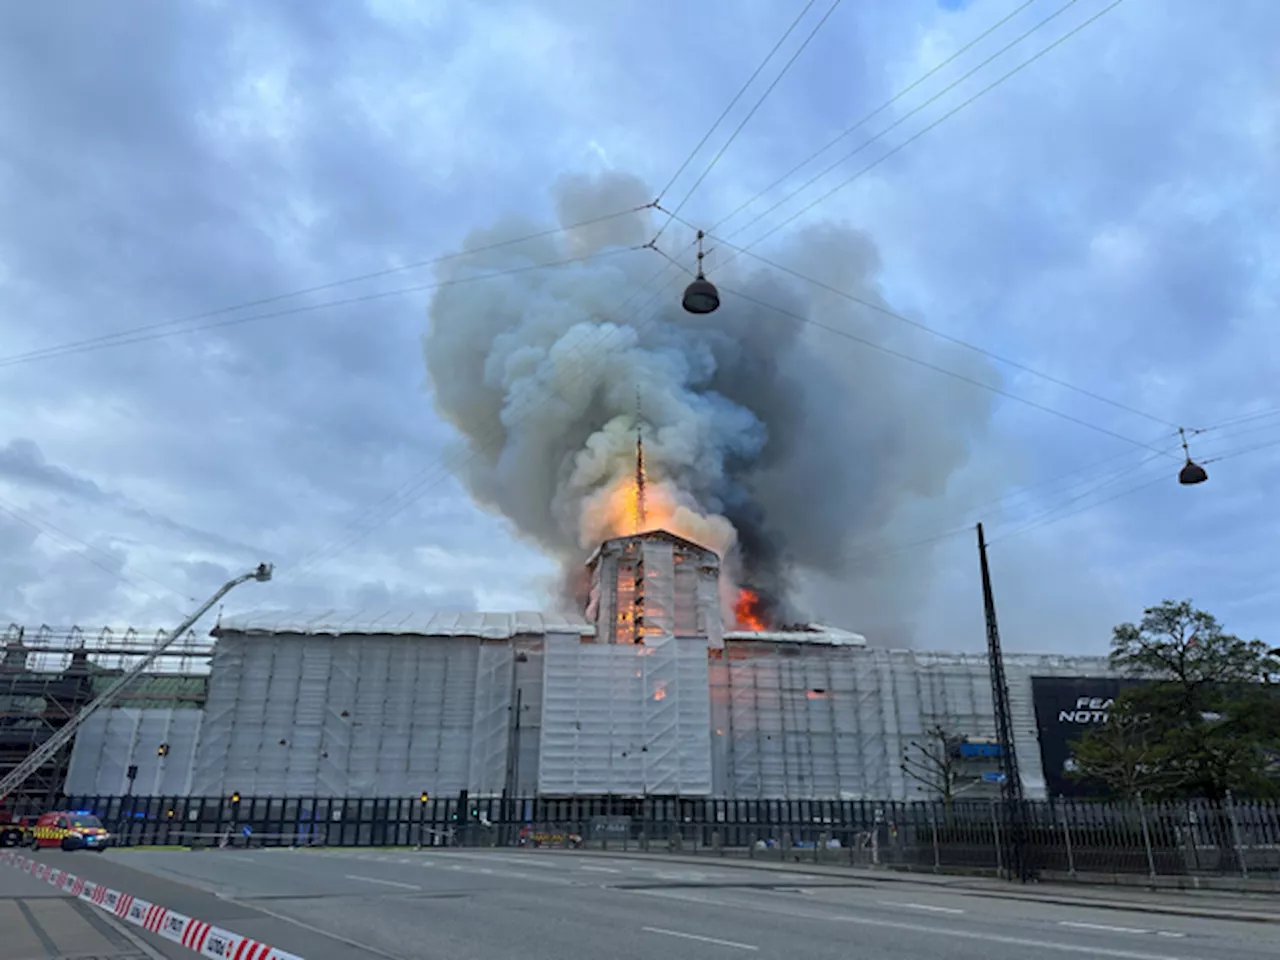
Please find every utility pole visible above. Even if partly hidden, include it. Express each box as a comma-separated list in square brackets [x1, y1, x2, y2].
[0, 563, 273, 804]
[976, 524, 1029, 882]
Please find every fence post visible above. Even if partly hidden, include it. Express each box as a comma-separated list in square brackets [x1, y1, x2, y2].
[928, 806, 940, 872]
[1058, 803, 1076, 879]
[1224, 792, 1248, 880]
[991, 801, 1004, 879]
[1136, 792, 1157, 881]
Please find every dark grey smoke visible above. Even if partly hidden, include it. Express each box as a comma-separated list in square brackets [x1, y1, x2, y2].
[423, 171, 996, 633]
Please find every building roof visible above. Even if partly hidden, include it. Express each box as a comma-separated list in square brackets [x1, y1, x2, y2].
[724, 623, 867, 646]
[585, 528, 721, 568]
[212, 609, 595, 640]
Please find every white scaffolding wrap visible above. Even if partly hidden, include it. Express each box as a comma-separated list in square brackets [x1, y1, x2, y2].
[188, 634, 509, 797]
[708, 645, 1112, 800]
[538, 635, 712, 796]
[64, 708, 203, 796]
[639, 540, 674, 641]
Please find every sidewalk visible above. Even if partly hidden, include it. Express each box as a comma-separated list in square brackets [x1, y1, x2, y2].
[562, 848, 1280, 923]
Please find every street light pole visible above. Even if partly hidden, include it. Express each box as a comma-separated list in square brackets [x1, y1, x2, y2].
[0, 563, 273, 803]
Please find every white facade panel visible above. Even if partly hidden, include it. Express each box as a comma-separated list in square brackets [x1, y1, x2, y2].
[190, 634, 506, 797]
[538, 635, 712, 796]
[65, 708, 203, 796]
[712, 646, 1112, 801]
[468, 643, 514, 796]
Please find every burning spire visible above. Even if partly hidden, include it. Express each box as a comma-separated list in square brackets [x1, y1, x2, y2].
[634, 386, 647, 534]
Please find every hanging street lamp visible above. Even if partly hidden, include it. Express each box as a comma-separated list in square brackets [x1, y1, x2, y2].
[682, 230, 720, 315]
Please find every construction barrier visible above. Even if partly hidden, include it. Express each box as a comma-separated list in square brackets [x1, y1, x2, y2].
[0, 849, 303, 959]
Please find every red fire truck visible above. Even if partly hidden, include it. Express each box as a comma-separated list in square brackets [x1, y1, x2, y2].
[0, 809, 36, 848]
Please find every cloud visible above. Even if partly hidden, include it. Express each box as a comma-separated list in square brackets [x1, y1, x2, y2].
[0, 1, 1274, 651]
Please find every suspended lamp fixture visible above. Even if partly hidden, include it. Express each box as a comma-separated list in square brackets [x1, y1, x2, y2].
[1178, 427, 1208, 485]
[682, 230, 720, 314]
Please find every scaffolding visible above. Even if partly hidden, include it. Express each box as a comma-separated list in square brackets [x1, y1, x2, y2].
[1, 624, 213, 806]
[708, 645, 1117, 801]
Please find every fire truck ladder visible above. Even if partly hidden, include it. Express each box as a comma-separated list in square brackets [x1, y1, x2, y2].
[0, 563, 273, 804]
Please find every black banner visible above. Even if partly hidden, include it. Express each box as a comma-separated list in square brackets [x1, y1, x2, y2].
[1031, 676, 1145, 798]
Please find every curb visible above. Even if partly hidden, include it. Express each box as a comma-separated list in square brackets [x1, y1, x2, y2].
[560, 849, 1280, 924]
[0, 849, 305, 958]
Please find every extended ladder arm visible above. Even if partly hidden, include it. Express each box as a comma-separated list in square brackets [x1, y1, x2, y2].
[0, 563, 273, 803]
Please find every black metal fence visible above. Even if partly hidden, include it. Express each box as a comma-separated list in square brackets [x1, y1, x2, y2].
[23, 794, 1280, 883]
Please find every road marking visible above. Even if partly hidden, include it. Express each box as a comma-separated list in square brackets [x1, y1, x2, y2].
[630, 889, 1190, 960]
[580, 865, 622, 874]
[1156, 932, 1187, 939]
[343, 874, 422, 890]
[642, 926, 759, 951]
[227, 896, 406, 960]
[878, 900, 965, 915]
[1060, 921, 1151, 935]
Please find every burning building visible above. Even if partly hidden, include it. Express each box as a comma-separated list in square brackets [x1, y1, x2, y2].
[57, 526, 1121, 803]
[585, 531, 723, 648]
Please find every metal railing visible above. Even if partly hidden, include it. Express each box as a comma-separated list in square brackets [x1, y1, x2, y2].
[22, 793, 1279, 885]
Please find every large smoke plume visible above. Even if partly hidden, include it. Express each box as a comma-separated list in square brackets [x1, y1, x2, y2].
[423, 171, 996, 637]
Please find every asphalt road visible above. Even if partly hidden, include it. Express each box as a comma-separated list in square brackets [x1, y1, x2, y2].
[0, 858, 155, 960]
[4, 846, 1276, 960]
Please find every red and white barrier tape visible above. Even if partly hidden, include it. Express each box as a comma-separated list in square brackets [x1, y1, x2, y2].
[1, 849, 303, 959]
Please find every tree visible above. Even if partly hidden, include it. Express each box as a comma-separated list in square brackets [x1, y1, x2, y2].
[900, 725, 966, 806]
[1101, 600, 1279, 800]
[1068, 700, 1187, 800]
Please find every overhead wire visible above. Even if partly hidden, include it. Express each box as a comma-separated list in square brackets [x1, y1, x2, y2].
[652, 0, 821, 204]
[0, 205, 656, 368]
[0, 493, 189, 609]
[720, 0, 1127, 256]
[0, 247, 640, 367]
[653, 0, 846, 243]
[991, 432, 1280, 544]
[710, 0, 1042, 235]
[825, 433, 1180, 569]
[689, 229, 1181, 431]
[1199, 432, 1280, 466]
[989, 444, 1178, 542]
[648, 244, 1171, 456]
[1188, 406, 1280, 434]
[827, 416, 1280, 567]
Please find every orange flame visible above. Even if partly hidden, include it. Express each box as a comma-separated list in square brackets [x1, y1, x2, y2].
[734, 588, 768, 631]
[583, 473, 734, 556]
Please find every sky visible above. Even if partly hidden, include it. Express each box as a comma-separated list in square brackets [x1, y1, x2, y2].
[0, 0, 1276, 656]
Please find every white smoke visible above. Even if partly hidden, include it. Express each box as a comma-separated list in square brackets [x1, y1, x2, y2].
[423, 171, 998, 637]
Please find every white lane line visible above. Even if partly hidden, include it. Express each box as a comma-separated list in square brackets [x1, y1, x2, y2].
[580, 865, 622, 874]
[343, 873, 422, 890]
[1156, 932, 1187, 939]
[630, 889, 1189, 960]
[642, 926, 759, 951]
[1059, 921, 1151, 935]
[877, 900, 965, 915]
[413, 858, 575, 885]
